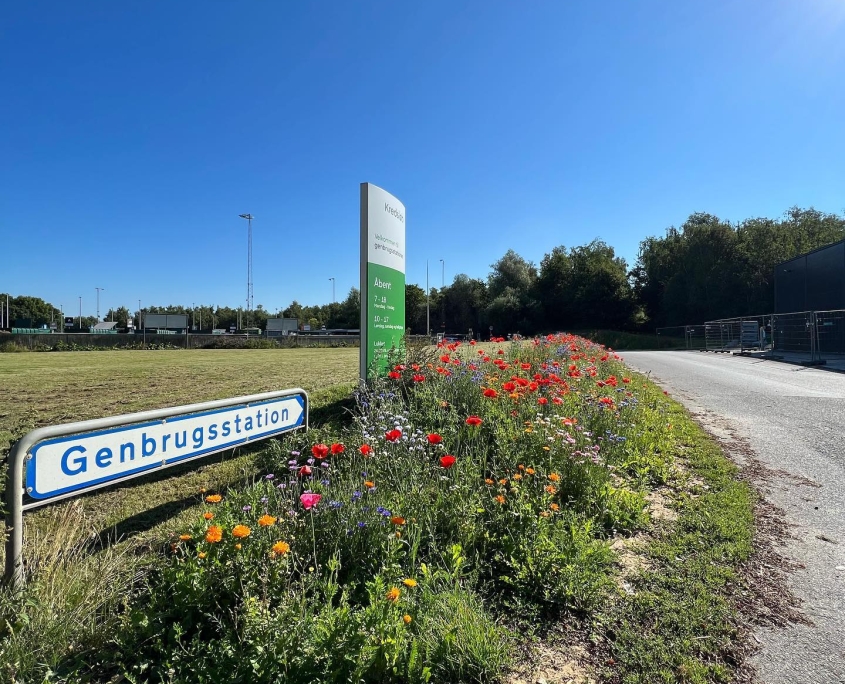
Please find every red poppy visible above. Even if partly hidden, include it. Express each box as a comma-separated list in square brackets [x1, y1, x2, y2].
[311, 443, 329, 459]
[439, 455, 456, 468]
[497, 350, 504, 355]
[330, 442, 345, 455]
[298, 465, 312, 476]
[528, 382, 539, 392]
[521, 363, 531, 371]
[538, 397, 548, 405]
[412, 374, 425, 382]
[394, 364, 406, 371]
[483, 388, 498, 399]
[465, 415, 483, 427]
[622, 377, 631, 384]
[502, 382, 516, 392]
[388, 371, 401, 380]
[470, 340, 477, 345]
[599, 397, 614, 406]
[440, 355, 450, 363]
[385, 429, 403, 442]
[412, 363, 421, 371]
[426, 433, 443, 445]
[359, 444, 373, 456]
[552, 397, 563, 405]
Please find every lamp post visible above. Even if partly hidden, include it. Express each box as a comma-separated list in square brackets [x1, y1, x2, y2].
[439, 259, 445, 334]
[95, 287, 105, 322]
[239, 214, 254, 327]
[329, 277, 335, 303]
[426, 260, 430, 337]
[78, 296, 82, 329]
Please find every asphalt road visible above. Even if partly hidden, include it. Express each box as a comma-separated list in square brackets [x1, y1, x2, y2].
[622, 351, 845, 684]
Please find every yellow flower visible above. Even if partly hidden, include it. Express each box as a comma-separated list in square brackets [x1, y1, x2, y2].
[272, 541, 291, 556]
[542, 446, 551, 451]
[403, 614, 412, 625]
[179, 534, 192, 541]
[234, 543, 242, 550]
[548, 473, 561, 482]
[386, 587, 401, 602]
[205, 526, 223, 543]
[258, 514, 276, 527]
[199, 487, 207, 494]
[232, 525, 251, 539]
[205, 494, 222, 504]
[402, 578, 418, 588]
[198, 551, 207, 559]
[203, 512, 214, 520]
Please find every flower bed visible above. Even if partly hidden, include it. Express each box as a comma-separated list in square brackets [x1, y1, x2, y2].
[113, 334, 679, 683]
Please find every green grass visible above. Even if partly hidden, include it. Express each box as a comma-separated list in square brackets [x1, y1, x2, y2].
[593, 393, 755, 683]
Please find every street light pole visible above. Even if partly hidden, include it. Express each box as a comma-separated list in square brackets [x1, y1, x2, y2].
[95, 287, 104, 322]
[78, 296, 82, 329]
[426, 260, 430, 337]
[329, 277, 335, 303]
[439, 259, 445, 334]
[239, 214, 254, 328]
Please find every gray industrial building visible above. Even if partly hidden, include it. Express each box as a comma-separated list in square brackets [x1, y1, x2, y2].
[774, 240, 845, 313]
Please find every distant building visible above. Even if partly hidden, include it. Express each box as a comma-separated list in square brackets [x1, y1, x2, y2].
[91, 322, 119, 334]
[775, 240, 845, 313]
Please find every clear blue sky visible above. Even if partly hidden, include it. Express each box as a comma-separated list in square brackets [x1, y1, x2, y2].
[3, 1, 844, 317]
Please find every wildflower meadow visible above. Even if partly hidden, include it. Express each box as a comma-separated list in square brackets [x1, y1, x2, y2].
[89, 333, 691, 683]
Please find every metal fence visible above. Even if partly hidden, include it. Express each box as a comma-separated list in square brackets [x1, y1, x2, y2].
[655, 325, 707, 350]
[696, 309, 845, 363]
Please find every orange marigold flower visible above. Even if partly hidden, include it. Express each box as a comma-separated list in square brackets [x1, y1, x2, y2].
[403, 614, 413, 624]
[179, 534, 192, 541]
[518, 464, 525, 470]
[364, 480, 375, 489]
[499, 478, 508, 485]
[272, 540, 291, 556]
[545, 485, 557, 495]
[258, 514, 277, 527]
[526, 467, 535, 475]
[402, 578, 418, 588]
[205, 526, 223, 543]
[485, 478, 494, 485]
[550, 503, 560, 511]
[539, 511, 550, 518]
[198, 551, 207, 559]
[232, 525, 251, 539]
[203, 512, 214, 520]
[391, 516, 406, 525]
[494, 495, 506, 504]
[386, 587, 401, 602]
[234, 543, 242, 550]
[548, 472, 561, 482]
[512, 473, 522, 480]
[205, 494, 222, 504]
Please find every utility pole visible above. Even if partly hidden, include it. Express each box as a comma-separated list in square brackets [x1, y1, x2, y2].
[239, 214, 254, 327]
[329, 277, 335, 303]
[78, 296, 82, 329]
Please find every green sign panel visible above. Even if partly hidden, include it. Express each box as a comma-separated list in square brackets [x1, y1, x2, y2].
[360, 183, 406, 379]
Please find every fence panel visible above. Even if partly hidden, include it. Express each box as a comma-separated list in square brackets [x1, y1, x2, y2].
[814, 309, 845, 356]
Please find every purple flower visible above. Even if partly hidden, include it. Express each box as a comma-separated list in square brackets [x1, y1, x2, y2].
[288, 459, 298, 466]
[242, 505, 252, 512]
[265, 473, 275, 480]
[290, 451, 300, 456]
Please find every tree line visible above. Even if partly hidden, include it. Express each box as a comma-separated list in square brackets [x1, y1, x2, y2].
[4, 206, 843, 334]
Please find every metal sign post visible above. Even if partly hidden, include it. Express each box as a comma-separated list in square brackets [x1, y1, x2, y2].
[4, 388, 308, 590]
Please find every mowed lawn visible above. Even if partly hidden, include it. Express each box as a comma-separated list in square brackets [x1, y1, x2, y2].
[0, 348, 357, 560]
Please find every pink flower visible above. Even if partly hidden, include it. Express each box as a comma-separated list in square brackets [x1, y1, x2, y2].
[300, 492, 322, 510]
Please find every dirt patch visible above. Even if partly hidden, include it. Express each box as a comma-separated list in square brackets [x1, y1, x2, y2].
[645, 487, 678, 522]
[689, 409, 811, 683]
[507, 641, 595, 684]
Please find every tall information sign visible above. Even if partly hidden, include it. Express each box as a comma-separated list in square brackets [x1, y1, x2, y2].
[360, 183, 406, 380]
